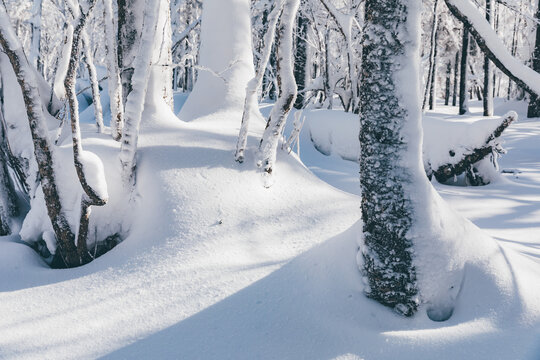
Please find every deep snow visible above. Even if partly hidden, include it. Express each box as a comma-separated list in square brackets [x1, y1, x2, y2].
[0, 96, 539, 359]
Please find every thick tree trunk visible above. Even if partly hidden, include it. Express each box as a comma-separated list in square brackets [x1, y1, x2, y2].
[0, 107, 18, 235]
[359, 0, 422, 316]
[258, 0, 299, 184]
[0, 4, 79, 267]
[483, 0, 493, 116]
[459, 25, 469, 115]
[528, 1, 540, 117]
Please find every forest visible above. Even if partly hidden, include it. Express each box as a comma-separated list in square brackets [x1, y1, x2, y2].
[0, 0, 539, 358]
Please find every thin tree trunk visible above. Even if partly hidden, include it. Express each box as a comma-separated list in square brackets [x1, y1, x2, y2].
[482, 0, 493, 116]
[293, 10, 307, 109]
[82, 30, 104, 132]
[452, 50, 459, 106]
[429, 17, 440, 110]
[445, 61, 451, 105]
[423, 0, 439, 110]
[459, 25, 469, 115]
[258, 0, 299, 185]
[235, 0, 284, 163]
[104, 0, 124, 140]
[528, 0, 540, 117]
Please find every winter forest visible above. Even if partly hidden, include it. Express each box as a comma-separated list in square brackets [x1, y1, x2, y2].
[0, 0, 539, 357]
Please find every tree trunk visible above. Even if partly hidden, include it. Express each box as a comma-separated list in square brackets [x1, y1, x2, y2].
[445, 61, 451, 105]
[235, 0, 284, 163]
[459, 25, 469, 115]
[528, 0, 540, 117]
[0, 4, 79, 267]
[104, 0, 124, 140]
[422, 0, 439, 110]
[359, 0, 422, 316]
[293, 10, 307, 109]
[452, 50, 459, 106]
[258, 0, 299, 185]
[482, 0, 494, 116]
[82, 29, 104, 133]
[428, 18, 440, 110]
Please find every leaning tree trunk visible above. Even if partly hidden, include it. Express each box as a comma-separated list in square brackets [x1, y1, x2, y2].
[258, 0, 299, 185]
[483, 0, 493, 116]
[528, 0, 540, 117]
[0, 3, 79, 267]
[459, 25, 469, 115]
[0, 107, 18, 235]
[359, 0, 424, 316]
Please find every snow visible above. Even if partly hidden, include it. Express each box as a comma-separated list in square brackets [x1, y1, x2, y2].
[2, 80, 540, 360]
[178, 0, 256, 121]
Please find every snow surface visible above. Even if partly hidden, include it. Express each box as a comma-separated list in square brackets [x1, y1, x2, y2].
[0, 97, 540, 359]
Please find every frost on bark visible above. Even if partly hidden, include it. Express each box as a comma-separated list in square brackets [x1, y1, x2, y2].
[483, 0, 493, 116]
[0, 107, 18, 235]
[258, 0, 299, 184]
[0, 4, 79, 267]
[359, 0, 418, 316]
[119, 0, 160, 186]
[422, 0, 439, 111]
[293, 9, 307, 109]
[235, 0, 284, 163]
[104, 0, 124, 140]
[117, 0, 144, 105]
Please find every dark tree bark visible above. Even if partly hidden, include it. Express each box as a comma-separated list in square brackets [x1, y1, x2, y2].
[359, 0, 419, 316]
[528, 1, 540, 117]
[423, 0, 439, 110]
[293, 10, 307, 109]
[452, 50, 459, 106]
[459, 25, 469, 115]
[0, 107, 18, 235]
[445, 61, 451, 105]
[0, 4, 79, 267]
[483, 0, 493, 116]
[428, 18, 440, 110]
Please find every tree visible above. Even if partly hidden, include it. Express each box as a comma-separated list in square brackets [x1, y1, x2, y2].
[483, 0, 494, 116]
[359, 0, 421, 316]
[459, 25, 469, 115]
[527, 0, 540, 118]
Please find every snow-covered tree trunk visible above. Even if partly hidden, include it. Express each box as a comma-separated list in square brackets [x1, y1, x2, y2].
[458, 26, 469, 115]
[444, 60, 451, 105]
[64, 0, 108, 263]
[117, 0, 144, 106]
[359, 0, 424, 316]
[258, 0, 299, 184]
[104, 0, 124, 140]
[483, 0, 493, 116]
[0, 4, 79, 267]
[293, 9, 307, 109]
[179, 0, 256, 120]
[0, 107, 18, 235]
[82, 29, 104, 133]
[119, 0, 160, 186]
[235, 0, 284, 163]
[30, 0, 43, 76]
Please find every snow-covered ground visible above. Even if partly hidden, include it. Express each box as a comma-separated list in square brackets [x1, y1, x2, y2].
[0, 97, 539, 359]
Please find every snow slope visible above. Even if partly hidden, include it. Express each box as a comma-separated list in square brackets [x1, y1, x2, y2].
[0, 98, 539, 359]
